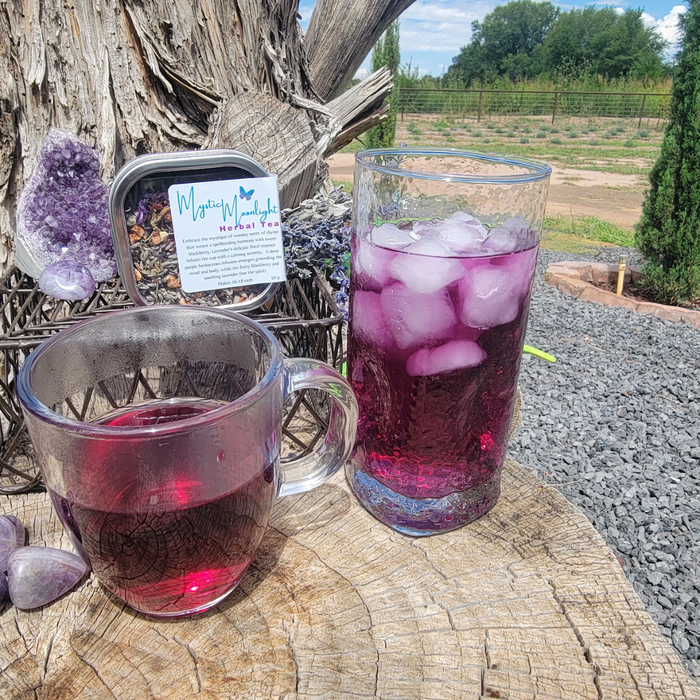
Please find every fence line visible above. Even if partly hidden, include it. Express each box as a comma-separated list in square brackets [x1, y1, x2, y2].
[398, 88, 672, 127]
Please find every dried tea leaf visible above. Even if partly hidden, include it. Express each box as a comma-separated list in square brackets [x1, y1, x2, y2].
[129, 225, 145, 244]
[166, 274, 181, 289]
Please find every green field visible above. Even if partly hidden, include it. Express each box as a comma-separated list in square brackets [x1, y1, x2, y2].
[397, 114, 663, 175]
[339, 115, 656, 250]
[341, 114, 664, 177]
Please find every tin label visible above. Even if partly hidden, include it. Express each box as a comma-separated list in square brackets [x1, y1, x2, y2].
[167, 176, 286, 293]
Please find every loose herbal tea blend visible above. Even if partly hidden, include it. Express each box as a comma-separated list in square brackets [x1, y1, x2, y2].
[126, 189, 267, 306]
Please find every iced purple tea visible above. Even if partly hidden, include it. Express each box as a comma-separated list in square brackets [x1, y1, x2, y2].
[347, 213, 538, 535]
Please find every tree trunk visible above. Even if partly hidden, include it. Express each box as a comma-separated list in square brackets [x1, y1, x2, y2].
[0, 0, 402, 268]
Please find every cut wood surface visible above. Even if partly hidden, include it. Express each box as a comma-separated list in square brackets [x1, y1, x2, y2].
[1, 460, 698, 699]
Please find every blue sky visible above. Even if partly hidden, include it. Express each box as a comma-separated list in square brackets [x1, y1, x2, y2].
[298, 1, 687, 78]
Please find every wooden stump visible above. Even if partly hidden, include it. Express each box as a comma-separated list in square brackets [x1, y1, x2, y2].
[1, 461, 698, 699]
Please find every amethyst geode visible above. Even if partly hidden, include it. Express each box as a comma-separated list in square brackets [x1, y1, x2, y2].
[16, 130, 117, 284]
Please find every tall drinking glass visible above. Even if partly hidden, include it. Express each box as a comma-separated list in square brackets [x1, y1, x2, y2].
[346, 149, 550, 536]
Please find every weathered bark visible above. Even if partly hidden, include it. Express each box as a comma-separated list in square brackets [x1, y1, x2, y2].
[305, 0, 416, 101]
[0, 0, 403, 268]
[1, 460, 698, 699]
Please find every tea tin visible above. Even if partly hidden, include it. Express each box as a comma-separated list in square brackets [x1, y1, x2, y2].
[109, 150, 280, 311]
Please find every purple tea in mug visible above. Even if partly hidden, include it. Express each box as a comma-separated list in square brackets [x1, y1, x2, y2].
[18, 306, 358, 616]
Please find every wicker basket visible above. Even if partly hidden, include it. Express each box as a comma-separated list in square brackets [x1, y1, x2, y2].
[0, 266, 344, 494]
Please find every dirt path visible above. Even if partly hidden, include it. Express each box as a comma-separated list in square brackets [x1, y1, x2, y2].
[328, 153, 646, 230]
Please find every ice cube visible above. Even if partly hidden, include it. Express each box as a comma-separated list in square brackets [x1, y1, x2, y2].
[354, 238, 396, 290]
[459, 266, 522, 329]
[451, 211, 482, 224]
[436, 218, 489, 254]
[406, 340, 487, 376]
[411, 219, 439, 237]
[483, 216, 532, 254]
[491, 247, 538, 298]
[380, 283, 456, 350]
[371, 223, 416, 250]
[413, 214, 488, 254]
[483, 227, 519, 254]
[498, 216, 530, 235]
[352, 291, 393, 349]
[387, 238, 464, 294]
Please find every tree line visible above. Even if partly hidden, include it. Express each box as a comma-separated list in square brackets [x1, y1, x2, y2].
[445, 0, 668, 87]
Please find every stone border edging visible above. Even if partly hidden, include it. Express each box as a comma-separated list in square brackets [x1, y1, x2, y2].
[545, 261, 700, 329]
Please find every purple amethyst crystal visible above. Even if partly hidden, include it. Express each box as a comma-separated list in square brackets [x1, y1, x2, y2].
[16, 130, 117, 283]
[0, 515, 26, 573]
[7, 546, 88, 609]
[38, 259, 95, 300]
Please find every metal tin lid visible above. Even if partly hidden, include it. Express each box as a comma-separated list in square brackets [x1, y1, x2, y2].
[109, 150, 280, 311]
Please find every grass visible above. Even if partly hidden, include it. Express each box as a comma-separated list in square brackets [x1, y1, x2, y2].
[391, 114, 663, 176]
[339, 140, 366, 153]
[544, 214, 635, 247]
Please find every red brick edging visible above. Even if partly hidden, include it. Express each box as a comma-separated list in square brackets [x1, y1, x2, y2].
[545, 262, 700, 329]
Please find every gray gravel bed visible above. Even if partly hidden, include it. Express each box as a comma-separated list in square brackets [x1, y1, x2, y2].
[509, 246, 700, 682]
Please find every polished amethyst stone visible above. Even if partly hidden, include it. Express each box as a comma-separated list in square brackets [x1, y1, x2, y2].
[7, 547, 88, 609]
[15, 129, 117, 282]
[38, 259, 95, 300]
[0, 515, 26, 573]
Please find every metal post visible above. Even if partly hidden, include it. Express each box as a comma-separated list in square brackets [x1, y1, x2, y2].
[637, 94, 647, 129]
[477, 90, 483, 123]
[401, 89, 405, 122]
[552, 92, 559, 124]
[616, 256, 627, 296]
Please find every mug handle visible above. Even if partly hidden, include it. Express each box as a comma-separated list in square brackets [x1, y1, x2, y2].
[278, 358, 358, 497]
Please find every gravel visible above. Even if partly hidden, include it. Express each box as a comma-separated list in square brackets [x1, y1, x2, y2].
[508, 246, 700, 682]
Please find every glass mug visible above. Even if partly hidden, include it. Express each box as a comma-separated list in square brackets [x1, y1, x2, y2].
[17, 306, 358, 616]
[347, 149, 550, 536]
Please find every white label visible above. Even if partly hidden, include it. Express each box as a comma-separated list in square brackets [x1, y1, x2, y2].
[167, 176, 286, 293]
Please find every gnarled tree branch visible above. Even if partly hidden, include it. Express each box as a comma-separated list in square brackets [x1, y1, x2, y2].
[305, 0, 415, 101]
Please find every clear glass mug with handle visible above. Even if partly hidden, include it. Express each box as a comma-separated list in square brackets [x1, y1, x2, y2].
[17, 306, 358, 617]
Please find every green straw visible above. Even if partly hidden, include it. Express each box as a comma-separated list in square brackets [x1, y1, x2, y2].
[523, 345, 556, 363]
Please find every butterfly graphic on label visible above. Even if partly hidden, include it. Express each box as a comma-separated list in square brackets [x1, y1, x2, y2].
[239, 186, 255, 201]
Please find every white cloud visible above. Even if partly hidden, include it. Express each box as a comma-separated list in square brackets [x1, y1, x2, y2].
[642, 5, 686, 58]
[401, 22, 472, 53]
[398, 0, 498, 59]
[402, 0, 486, 22]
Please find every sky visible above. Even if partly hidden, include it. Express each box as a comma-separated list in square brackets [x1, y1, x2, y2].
[297, 0, 687, 78]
